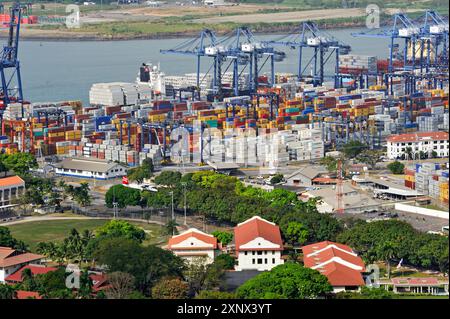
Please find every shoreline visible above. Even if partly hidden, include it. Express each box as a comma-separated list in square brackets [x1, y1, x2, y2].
[0, 21, 367, 42]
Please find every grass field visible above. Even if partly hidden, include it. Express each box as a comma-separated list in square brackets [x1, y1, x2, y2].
[7, 219, 166, 252]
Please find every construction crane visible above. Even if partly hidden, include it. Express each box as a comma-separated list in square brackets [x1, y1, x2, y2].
[263, 21, 351, 87]
[0, 2, 24, 113]
[352, 13, 421, 73]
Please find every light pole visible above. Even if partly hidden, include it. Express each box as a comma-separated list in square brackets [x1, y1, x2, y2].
[181, 182, 187, 226]
[169, 191, 175, 235]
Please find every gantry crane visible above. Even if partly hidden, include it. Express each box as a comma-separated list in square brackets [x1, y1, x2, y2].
[160, 29, 218, 91]
[263, 21, 351, 87]
[352, 13, 421, 73]
[1, 2, 24, 113]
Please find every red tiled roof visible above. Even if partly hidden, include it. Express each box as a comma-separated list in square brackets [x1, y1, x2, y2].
[315, 262, 365, 287]
[302, 241, 365, 287]
[387, 132, 449, 143]
[5, 265, 57, 283]
[15, 291, 42, 300]
[302, 241, 354, 256]
[234, 216, 283, 253]
[0, 247, 43, 268]
[167, 228, 218, 250]
[391, 277, 442, 286]
[303, 247, 365, 270]
[313, 177, 338, 184]
[0, 176, 25, 188]
[89, 273, 110, 292]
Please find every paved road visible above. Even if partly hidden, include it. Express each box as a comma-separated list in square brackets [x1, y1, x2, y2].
[0, 215, 165, 227]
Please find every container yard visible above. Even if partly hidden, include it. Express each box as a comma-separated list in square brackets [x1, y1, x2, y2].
[0, 6, 448, 172]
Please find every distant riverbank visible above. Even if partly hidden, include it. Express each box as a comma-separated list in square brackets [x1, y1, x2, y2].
[2, 18, 368, 42]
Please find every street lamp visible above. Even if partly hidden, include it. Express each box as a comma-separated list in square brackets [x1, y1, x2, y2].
[181, 182, 187, 226]
[169, 191, 175, 235]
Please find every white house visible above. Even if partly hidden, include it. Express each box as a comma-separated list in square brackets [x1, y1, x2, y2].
[0, 176, 25, 209]
[0, 247, 44, 283]
[234, 216, 284, 271]
[55, 157, 128, 180]
[166, 228, 220, 264]
[387, 132, 449, 160]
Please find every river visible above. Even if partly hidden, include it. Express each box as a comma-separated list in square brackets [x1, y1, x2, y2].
[19, 28, 390, 104]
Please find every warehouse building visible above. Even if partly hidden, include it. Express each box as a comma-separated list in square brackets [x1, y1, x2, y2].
[0, 176, 26, 209]
[386, 132, 449, 160]
[55, 158, 128, 180]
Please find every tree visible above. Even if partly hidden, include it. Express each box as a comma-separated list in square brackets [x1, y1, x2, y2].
[154, 171, 182, 187]
[342, 141, 368, 159]
[211, 230, 233, 246]
[320, 156, 338, 172]
[376, 241, 398, 279]
[165, 219, 179, 236]
[34, 268, 73, 299]
[184, 257, 227, 297]
[105, 184, 142, 209]
[196, 290, 237, 299]
[387, 161, 405, 174]
[78, 271, 93, 299]
[284, 222, 309, 246]
[0, 160, 8, 177]
[127, 158, 154, 184]
[0, 226, 27, 251]
[93, 238, 185, 294]
[236, 263, 332, 299]
[0, 284, 16, 299]
[1, 153, 38, 176]
[270, 174, 284, 185]
[105, 272, 135, 299]
[335, 287, 395, 299]
[66, 182, 92, 207]
[356, 149, 384, 170]
[96, 220, 146, 243]
[151, 277, 189, 299]
[405, 147, 413, 160]
[215, 254, 235, 270]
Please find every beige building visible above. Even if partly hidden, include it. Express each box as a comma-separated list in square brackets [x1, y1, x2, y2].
[0, 176, 25, 209]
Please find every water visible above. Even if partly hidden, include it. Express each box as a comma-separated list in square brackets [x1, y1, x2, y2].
[18, 28, 390, 104]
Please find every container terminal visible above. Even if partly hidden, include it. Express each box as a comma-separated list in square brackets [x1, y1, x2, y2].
[0, 4, 449, 209]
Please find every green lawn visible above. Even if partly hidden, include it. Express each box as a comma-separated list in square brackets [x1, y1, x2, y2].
[7, 219, 166, 252]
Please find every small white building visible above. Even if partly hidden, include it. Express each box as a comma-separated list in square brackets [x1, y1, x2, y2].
[386, 132, 449, 160]
[0, 247, 44, 283]
[166, 228, 220, 264]
[234, 216, 284, 271]
[55, 157, 128, 180]
[0, 176, 26, 209]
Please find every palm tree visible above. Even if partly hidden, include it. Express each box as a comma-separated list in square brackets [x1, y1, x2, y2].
[405, 147, 413, 161]
[0, 284, 16, 299]
[376, 241, 398, 279]
[165, 219, 179, 236]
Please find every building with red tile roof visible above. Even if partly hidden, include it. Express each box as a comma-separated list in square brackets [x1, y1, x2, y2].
[0, 247, 44, 283]
[89, 272, 111, 293]
[15, 290, 42, 299]
[5, 264, 57, 284]
[302, 241, 365, 293]
[234, 216, 284, 271]
[387, 132, 449, 159]
[0, 175, 25, 208]
[386, 277, 449, 295]
[166, 228, 220, 264]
